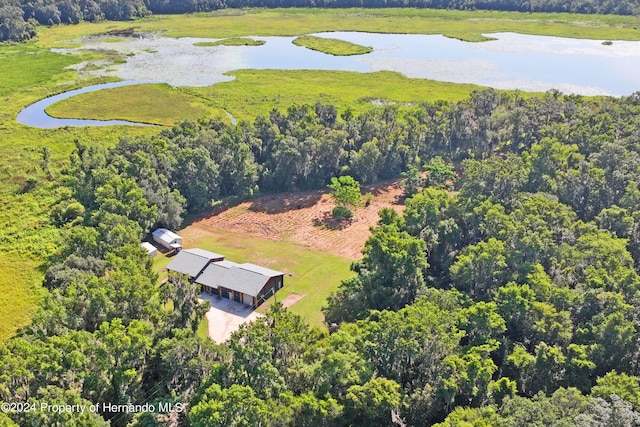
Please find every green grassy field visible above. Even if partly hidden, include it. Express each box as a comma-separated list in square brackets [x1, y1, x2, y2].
[50, 70, 488, 123]
[293, 35, 372, 55]
[152, 233, 353, 328]
[0, 43, 156, 340]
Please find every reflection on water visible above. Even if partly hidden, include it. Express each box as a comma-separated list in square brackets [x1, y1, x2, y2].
[58, 31, 640, 96]
[19, 32, 640, 128]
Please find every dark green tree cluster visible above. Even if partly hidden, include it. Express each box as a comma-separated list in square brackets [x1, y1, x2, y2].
[6, 88, 640, 425]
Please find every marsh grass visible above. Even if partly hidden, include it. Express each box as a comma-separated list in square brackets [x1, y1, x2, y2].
[46, 83, 226, 126]
[35, 9, 640, 47]
[292, 35, 372, 55]
[190, 69, 490, 120]
[194, 37, 265, 46]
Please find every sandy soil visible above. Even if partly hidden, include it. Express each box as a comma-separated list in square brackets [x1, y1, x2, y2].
[183, 180, 404, 260]
[280, 293, 305, 308]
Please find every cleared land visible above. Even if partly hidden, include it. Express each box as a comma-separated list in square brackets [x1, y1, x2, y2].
[153, 181, 403, 327]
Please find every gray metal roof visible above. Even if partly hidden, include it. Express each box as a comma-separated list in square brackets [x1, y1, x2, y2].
[166, 249, 223, 278]
[196, 260, 284, 297]
[183, 248, 225, 260]
[195, 260, 239, 288]
[239, 263, 283, 277]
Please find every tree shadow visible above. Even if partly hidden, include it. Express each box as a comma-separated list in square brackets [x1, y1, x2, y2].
[249, 190, 322, 214]
[312, 211, 353, 230]
[180, 196, 246, 228]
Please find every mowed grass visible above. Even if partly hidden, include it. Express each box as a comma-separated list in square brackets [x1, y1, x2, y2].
[293, 35, 372, 56]
[46, 83, 228, 126]
[153, 232, 353, 328]
[189, 69, 487, 120]
[34, 8, 640, 48]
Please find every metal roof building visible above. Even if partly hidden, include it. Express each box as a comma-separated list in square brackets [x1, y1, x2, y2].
[166, 248, 224, 278]
[152, 228, 183, 250]
[166, 247, 284, 308]
[140, 242, 157, 257]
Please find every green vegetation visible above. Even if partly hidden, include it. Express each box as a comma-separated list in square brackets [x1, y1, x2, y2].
[194, 37, 266, 46]
[293, 35, 372, 56]
[189, 69, 486, 120]
[329, 175, 362, 220]
[5, 8, 640, 426]
[34, 9, 640, 47]
[46, 83, 227, 126]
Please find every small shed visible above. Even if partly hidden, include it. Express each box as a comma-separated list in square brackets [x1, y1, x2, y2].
[140, 242, 157, 257]
[152, 228, 182, 251]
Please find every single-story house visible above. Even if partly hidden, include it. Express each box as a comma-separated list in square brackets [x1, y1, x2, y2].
[152, 228, 182, 251]
[196, 260, 284, 308]
[140, 242, 157, 257]
[165, 248, 225, 278]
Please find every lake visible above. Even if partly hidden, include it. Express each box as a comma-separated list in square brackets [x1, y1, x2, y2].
[63, 31, 640, 96]
[18, 31, 640, 128]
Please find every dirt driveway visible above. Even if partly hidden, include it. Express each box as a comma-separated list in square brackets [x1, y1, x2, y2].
[200, 292, 260, 343]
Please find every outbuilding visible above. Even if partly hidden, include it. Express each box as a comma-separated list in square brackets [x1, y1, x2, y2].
[140, 242, 157, 257]
[152, 228, 182, 251]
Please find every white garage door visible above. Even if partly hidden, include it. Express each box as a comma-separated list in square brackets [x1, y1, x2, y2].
[242, 293, 253, 306]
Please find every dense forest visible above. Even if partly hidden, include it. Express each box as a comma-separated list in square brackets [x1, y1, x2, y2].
[3, 88, 640, 425]
[2, 0, 640, 42]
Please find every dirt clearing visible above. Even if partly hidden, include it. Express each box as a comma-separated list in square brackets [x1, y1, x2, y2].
[182, 180, 404, 260]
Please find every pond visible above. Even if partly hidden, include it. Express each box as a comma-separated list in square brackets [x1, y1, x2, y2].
[19, 31, 640, 128]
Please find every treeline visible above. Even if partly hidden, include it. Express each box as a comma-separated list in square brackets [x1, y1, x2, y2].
[3, 0, 640, 42]
[4, 89, 640, 425]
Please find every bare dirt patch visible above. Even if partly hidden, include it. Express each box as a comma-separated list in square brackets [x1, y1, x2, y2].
[183, 180, 404, 260]
[280, 293, 305, 308]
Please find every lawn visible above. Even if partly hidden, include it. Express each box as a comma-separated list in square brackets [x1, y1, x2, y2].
[153, 231, 353, 328]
